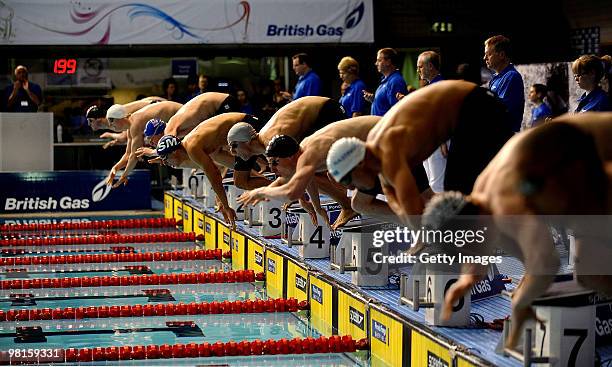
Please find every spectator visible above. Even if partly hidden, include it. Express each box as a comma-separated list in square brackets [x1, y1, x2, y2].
[484, 35, 525, 132]
[364, 48, 407, 116]
[3, 65, 42, 112]
[337, 56, 367, 117]
[572, 55, 611, 113]
[281, 53, 322, 101]
[162, 77, 181, 102]
[236, 89, 254, 115]
[189, 74, 210, 100]
[184, 75, 198, 101]
[527, 84, 552, 127]
[272, 79, 288, 109]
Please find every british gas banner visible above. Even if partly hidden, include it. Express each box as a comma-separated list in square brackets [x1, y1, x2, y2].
[0, 0, 373, 45]
[0, 170, 150, 213]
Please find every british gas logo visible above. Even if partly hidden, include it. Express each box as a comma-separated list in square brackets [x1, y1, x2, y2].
[266, 2, 365, 38]
[345, 2, 364, 29]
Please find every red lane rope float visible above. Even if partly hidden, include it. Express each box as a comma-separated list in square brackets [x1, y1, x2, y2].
[0, 232, 204, 247]
[0, 218, 179, 232]
[0, 249, 222, 266]
[0, 298, 309, 322]
[21, 336, 367, 363]
[0, 270, 264, 290]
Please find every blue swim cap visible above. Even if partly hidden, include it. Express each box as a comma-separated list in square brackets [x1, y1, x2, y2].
[156, 135, 182, 157]
[144, 118, 166, 138]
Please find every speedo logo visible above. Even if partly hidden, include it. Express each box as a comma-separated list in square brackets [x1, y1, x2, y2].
[295, 274, 307, 292]
[255, 251, 263, 266]
[349, 306, 364, 329]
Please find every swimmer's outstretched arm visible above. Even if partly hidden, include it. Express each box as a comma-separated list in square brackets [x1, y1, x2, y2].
[186, 146, 236, 227]
[113, 129, 144, 187]
[497, 215, 559, 349]
[106, 133, 132, 185]
[379, 130, 424, 225]
[233, 170, 272, 190]
[304, 180, 331, 228]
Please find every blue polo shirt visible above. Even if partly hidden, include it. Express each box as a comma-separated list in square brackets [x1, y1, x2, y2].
[371, 70, 407, 116]
[3, 82, 42, 112]
[339, 79, 367, 117]
[489, 64, 525, 132]
[429, 74, 444, 84]
[575, 88, 611, 113]
[293, 70, 322, 100]
[531, 103, 552, 127]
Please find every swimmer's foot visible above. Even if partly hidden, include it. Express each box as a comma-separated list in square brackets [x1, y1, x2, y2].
[331, 208, 359, 230]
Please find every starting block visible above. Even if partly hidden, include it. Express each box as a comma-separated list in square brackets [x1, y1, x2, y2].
[200, 175, 216, 209]
[400, 262, 507, 327]
[501, 280, 598, 367]
[244, 199, 283, 237]
[223, 179, 245, 220]
[186, 170, 205, 198]
[329, 222, 390, 287]
[283, 207, 330, 259]
[330, 218, 381, 273]
[397, 244, 470, 326]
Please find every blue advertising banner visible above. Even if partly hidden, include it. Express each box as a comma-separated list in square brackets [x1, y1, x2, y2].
[0, 170, 151, 214]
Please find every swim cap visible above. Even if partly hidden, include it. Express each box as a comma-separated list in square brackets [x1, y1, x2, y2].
[265, 135, 299, 158]
[421, 191, 468, 231]
[227, 122, 256, 144]
[106, 104, 127, 120]
[86, 105, 105, 119]
[326, 137, 366, 182]
[156, 135, 182, 157]
[144, 118, 166, 138]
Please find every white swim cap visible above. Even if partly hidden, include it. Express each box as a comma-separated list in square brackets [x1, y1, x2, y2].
[326, 137, 366, 182]
[106, 104, 127, 120]
[227, 122, 256, 144]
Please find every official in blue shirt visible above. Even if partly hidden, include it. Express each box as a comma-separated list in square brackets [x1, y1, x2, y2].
[572, 54, 611, 113]
[338, 56, 367, 117]
[484, 35, 525, 132]
[366, 48, 407, 116]
[3, 65, 42, 112]
[282, 53, 321, 101]
[528, 84, 552, 127]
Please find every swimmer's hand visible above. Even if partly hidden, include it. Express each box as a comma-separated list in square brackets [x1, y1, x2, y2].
[506, 305, 540, 349]
[442, 273, 480, 321]
[147, 157, 163, 165]
[362, 90, 374, 103]
[238, 188, 269, 206]
[112, 176, 128, 188]
[105, 168, 117, 186]
[219, 204, 237, 229]
[100, 132, 125, 149]
[299, 198, 319, 226]
[135, 147, 156, 159]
